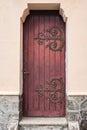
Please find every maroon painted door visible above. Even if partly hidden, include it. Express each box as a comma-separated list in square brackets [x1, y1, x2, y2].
[23, 11, 66, 117]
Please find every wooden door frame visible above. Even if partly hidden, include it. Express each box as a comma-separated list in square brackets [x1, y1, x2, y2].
[20, 3, 67, 117]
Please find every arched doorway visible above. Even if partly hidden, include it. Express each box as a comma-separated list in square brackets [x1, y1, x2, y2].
[23, 10, 66, 117]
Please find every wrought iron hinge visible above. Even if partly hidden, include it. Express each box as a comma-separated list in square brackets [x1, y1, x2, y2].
[36, 77, 65, 104]
[34, 26, 64, 52]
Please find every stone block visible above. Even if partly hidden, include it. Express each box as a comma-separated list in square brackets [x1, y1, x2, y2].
[67, 99, 79, 110]
[19, 117, 68, 130]
[68, 121, 80, 130]
[67, 112, 80, 121]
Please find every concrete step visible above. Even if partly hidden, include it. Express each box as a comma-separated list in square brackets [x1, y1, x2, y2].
[19, 117, 68, 130]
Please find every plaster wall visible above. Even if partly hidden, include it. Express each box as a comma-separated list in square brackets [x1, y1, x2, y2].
[0, 0, 87, 95]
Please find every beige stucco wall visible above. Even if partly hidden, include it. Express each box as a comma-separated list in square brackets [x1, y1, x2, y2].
[0, 0, 87, 95]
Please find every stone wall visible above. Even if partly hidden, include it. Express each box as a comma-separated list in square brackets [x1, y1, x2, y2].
[67, 96, 87, 122]
[0, 96, 21, 130]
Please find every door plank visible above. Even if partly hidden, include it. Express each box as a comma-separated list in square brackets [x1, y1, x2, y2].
[39, 16, 45, 113]
[54, 16, 62, 114]
[23, 17, 29, 115]
[28, 16, 34, 114]
[49, 15, 56, 111]
[33, 16, 40, 112]
[44, 16, 50, 112]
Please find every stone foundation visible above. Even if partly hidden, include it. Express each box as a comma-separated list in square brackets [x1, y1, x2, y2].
[67, 96, 87, 122]
[0, 95, 87, 129]
[0, 96, 21, 130]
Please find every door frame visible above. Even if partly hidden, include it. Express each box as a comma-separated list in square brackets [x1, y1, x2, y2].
[20, 3, 67, 117]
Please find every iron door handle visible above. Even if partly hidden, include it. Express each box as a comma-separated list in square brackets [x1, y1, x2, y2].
[23, 71, 30, 75]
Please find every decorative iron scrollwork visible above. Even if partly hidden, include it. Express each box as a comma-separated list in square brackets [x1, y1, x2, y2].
[36, 77, 65, 104]
[34, 26, 64, 52]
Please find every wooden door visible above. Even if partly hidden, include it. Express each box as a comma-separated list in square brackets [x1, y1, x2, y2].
[23, 11, 66, 117]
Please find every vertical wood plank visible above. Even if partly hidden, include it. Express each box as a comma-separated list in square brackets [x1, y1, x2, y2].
[39, 16, 45, 113]
[33, 15, 40, 112]
[54, 16, 61, 114]
[60, 20, 65, 116]
[49, 15, 55, 111]
[28, 16, 34, 115]
[23, 17, 29, 115]
[44, 16, 50, 112]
